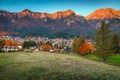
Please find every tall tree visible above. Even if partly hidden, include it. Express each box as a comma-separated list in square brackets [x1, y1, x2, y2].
[72, 36, 85, 53]
[72, 36, 78, 53]
[78, 35, 85, 47]
[95, 22, 112, 61]
[111, 34, 119, 53]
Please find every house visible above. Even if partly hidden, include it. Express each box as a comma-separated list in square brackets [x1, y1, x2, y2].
[1, 41, 23, 52]
[2, 46, 22, 52]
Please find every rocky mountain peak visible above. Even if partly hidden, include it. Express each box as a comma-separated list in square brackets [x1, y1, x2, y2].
[86, 8, 120, 20]
[22, 9, 31, 13]
[51, 10, 76, 19]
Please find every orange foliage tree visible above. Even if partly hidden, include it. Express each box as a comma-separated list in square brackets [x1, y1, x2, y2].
[78, 42, 94, 55]
[40, 42, 57, 51]
[5, 40, 12, 46]
[40, 42, 52, 51]
[5, 40, 21, 46]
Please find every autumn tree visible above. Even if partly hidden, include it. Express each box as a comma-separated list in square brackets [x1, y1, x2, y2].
[40, 42, 52, 51]
[72, 36, 85, 53]
[5, 40, 12, 46]
[95, 22, 112, 61]
[78, 42, 94, 55]
[111, 34, 119, 53]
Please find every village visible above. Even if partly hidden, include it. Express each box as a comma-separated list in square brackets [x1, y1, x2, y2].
[0, 35, 93, 53]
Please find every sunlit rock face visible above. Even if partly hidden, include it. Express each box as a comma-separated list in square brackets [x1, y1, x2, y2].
[86, 8, 120, 20]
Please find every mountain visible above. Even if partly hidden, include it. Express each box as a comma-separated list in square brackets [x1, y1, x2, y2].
[86, 8, 120, 34]
[0, 8, 120, 38]
[86, 8, 120, 20]
[0, 9, 94, 38]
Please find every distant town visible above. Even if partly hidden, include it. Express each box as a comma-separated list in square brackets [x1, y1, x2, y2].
[0, 35, 93, 53]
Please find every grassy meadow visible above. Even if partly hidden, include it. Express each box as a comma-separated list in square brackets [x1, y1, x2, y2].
[84, 54, 120, 67]
[0, 51, 120, 80]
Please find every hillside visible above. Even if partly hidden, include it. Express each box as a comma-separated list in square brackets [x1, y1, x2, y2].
[0, 52, 120, 80]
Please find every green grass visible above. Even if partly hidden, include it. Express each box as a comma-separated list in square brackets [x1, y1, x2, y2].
[83, 54, 99, 61]
[0, 51, 120, 80]
[106, 54, 120, 66]
[84, 54, 120, 67]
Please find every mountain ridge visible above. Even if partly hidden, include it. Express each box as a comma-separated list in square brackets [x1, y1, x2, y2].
[1, 8, 120, 19]
[0, 8, 120, 38]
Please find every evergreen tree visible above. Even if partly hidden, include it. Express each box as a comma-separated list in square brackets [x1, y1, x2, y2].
[95, 22, 112, 61]
[78, 35, 85, 46]
[111, 34, 119, 53]
[23, 41, 37, 49]
[72, 36, 85, 53]
[72, 36, 78, 53]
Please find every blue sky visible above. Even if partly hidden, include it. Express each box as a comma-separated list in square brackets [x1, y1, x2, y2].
[0, 0, 120, 16]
